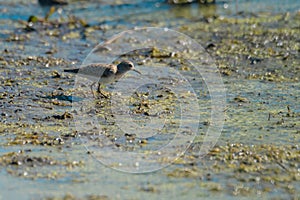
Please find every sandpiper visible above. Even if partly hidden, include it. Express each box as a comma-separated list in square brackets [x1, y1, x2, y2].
[64, 60, 141, 98]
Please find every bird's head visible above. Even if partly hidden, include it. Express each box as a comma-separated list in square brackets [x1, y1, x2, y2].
[118, 60, 141, 74]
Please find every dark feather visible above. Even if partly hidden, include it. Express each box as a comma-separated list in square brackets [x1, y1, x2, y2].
[64, 68, 79, 73]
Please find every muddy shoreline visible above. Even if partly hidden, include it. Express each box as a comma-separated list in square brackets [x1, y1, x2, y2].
[0, 1, 299, 199]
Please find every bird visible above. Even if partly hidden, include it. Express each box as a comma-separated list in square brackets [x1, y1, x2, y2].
[64, 60, 141, 98]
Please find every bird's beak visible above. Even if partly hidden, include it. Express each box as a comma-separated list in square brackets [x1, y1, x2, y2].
[133, 69, 142, 75]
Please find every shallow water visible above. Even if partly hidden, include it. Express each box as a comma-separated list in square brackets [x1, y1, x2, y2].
[0, 0, 299, 199]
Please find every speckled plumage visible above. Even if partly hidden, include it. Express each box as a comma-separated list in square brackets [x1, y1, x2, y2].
[64, 60, 141, 98]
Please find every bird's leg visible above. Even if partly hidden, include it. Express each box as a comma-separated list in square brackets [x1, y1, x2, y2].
[97, 83, 109, 98]
[90, 82, 97, 98]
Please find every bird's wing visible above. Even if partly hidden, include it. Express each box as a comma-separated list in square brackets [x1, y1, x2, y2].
[64, 63, 117, 83]
[77, 63, 112, 77]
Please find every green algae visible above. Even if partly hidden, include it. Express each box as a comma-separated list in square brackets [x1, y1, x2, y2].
[182, 12, 300, 82]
